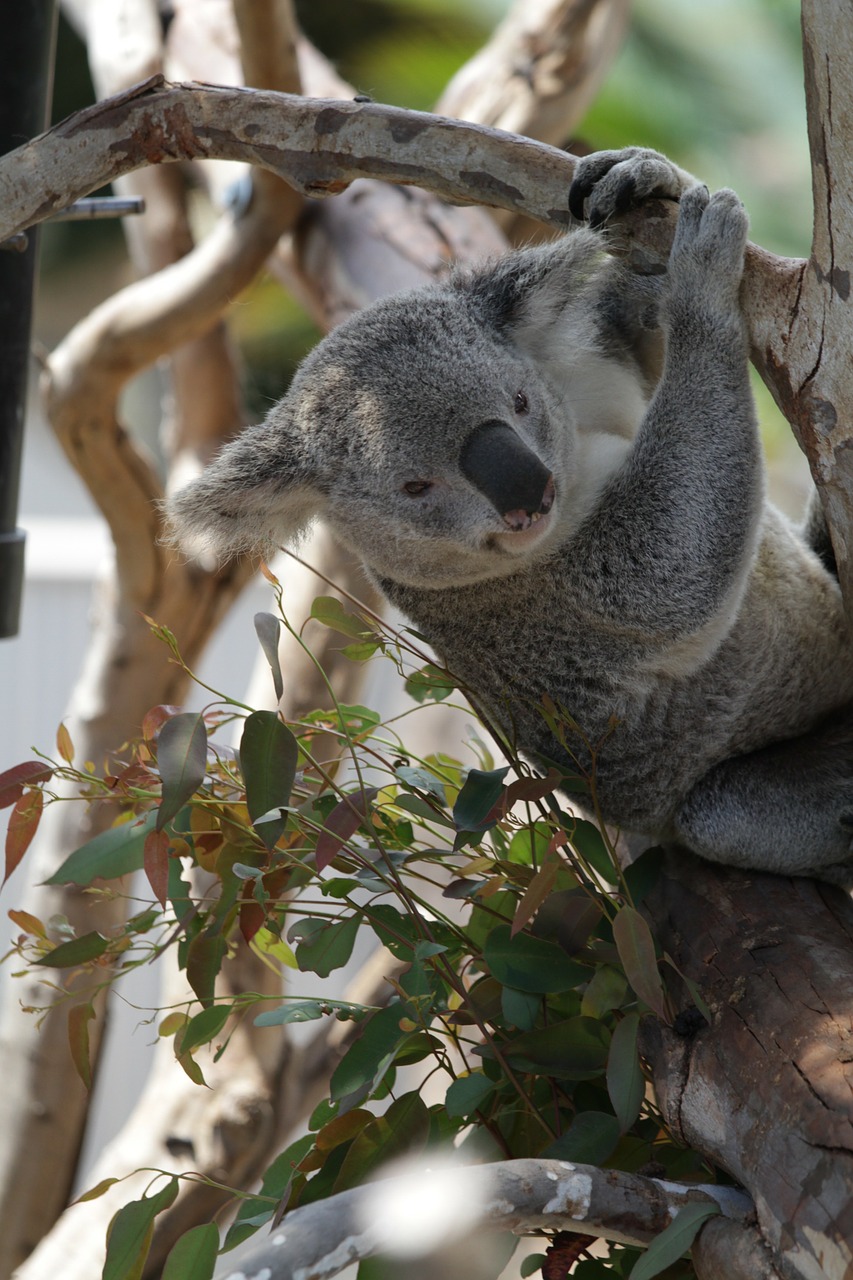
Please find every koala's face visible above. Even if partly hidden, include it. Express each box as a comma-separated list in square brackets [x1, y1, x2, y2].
[284, 294, 576, 588]
[168, 231, 652, 589]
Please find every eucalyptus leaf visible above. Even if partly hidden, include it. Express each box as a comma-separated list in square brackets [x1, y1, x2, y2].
[156, 712, 208, 830]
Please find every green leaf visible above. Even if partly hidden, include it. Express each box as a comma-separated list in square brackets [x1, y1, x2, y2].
[501, 984, 540, 1031]
[544, 1111, 621, 1165]
[44, 812, 157, 886]
[253, 612, 283, 702]
[186, 932, 227, 1008]
[483, 925, 588, 994]
[613, 907, 667, 1021]
[404, 663, 456, 703]
[581, 965, 629, 1019]
[445, 1071, 495, 1117]
[35, 931, 109, 968]
[521, 1255, 548, 1278]
[452, 767, 510, 831]
[330, 1003, 411, 1106]
[102, 1179, 179, 1280]
[395, 765, 448, 803]
[254, 999, 363, 1027]
[607, 1013, 645, 1132]
[161, 1223, 219, 1280]
[569, 819, 618, 881]
[180, 1004, 232, 1055]
[291, 915, 361, 978]
[239, 710, 298, 849]
[156, 712, 208, 830]
[310, 595, 373, 639]
[333, 1091, 430, 1192]
[629, 1202, 719, 1280]
[223, 1135, 315, 1252]
[502, 1017, 610, 1080]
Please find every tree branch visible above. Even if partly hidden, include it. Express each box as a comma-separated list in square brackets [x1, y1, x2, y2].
[214, 1157, 753, 1280]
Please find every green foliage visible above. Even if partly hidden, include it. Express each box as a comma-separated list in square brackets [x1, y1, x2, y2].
[2, 581, 721, 1278]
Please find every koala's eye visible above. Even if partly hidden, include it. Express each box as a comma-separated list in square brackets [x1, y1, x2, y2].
[403, 480, 432, 497]
[514, 390, 529, 414]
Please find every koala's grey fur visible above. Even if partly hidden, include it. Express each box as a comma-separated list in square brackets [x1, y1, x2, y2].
[168, 148, 853, 885]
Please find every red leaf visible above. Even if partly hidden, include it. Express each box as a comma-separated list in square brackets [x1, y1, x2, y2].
[613, 906, 668, 1022]
[142, 704, 182, 742]
[239, 899, 265, 945]
[143, 829, 170, 907]
[0, 761, 53, 809]
[542, 1231, 596, 1278]
[4, 789, 44, 884]
[510, 856, 558, 937]
[504, 768, 562, 810]
[315, 787, 379, 872]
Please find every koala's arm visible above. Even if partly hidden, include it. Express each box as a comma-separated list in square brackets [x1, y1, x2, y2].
[570, 164, 761, 640]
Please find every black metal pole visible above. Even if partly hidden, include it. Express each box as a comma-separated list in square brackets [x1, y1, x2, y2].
[0, 1, 57, 639]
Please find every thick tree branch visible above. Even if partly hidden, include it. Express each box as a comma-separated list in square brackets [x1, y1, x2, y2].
[215, 1158, 753, 1280]
[641, 853, 853, 1280]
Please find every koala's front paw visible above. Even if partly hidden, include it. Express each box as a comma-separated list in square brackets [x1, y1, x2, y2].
[568, 147, 696, 228]
[667, 184, 748, 313]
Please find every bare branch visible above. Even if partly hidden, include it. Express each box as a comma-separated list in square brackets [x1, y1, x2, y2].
[215, 1158, 753, 1280]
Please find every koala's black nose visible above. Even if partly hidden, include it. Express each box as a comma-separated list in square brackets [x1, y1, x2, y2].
[460, 420, 554, 525]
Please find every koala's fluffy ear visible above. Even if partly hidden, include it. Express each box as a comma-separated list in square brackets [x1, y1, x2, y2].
[461, 229, 610, 356]
[165, 416, 322, 564]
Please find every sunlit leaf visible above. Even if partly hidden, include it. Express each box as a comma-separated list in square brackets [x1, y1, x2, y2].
[68, 1002, 96, 1089]
[103, 1178, 179, 1280]
[44, 812, 157, 886]
[143, 829, 170, 907]
[333, 1091, 429, 1191]
[404, 663, 456, 703]
[254, 612, 284, 702]
[239, 710, 298, 850]
[613, 907, 668, 1021]
[73, 1177, 120, 1205]
[4, 787, 43, 883]
[315, 787, 379, 872]
[7, 908, 47, 938]
[141, 704, 181, 742]
[161, 1222, 219, 1280]
[607, 1012, 645, 1132]
[56, 722, 74, 764]
[629, 1202, 719, 1280]
[310, 595, 373, 639]
[0, 760, 53, 809]
[156, 712, 208, 830]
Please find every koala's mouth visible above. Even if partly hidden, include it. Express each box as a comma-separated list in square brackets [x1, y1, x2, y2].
[489, 479, 557, 553]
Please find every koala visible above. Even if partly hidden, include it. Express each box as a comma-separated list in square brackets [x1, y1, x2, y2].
[168, 147, 853, 885]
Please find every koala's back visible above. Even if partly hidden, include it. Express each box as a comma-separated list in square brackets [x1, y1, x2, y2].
[383, 504, 853, 839]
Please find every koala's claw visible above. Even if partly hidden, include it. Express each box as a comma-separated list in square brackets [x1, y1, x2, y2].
[569, 146, 695, 227]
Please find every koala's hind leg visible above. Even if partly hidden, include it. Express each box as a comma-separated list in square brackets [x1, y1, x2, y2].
[672, 713, 853, 885]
